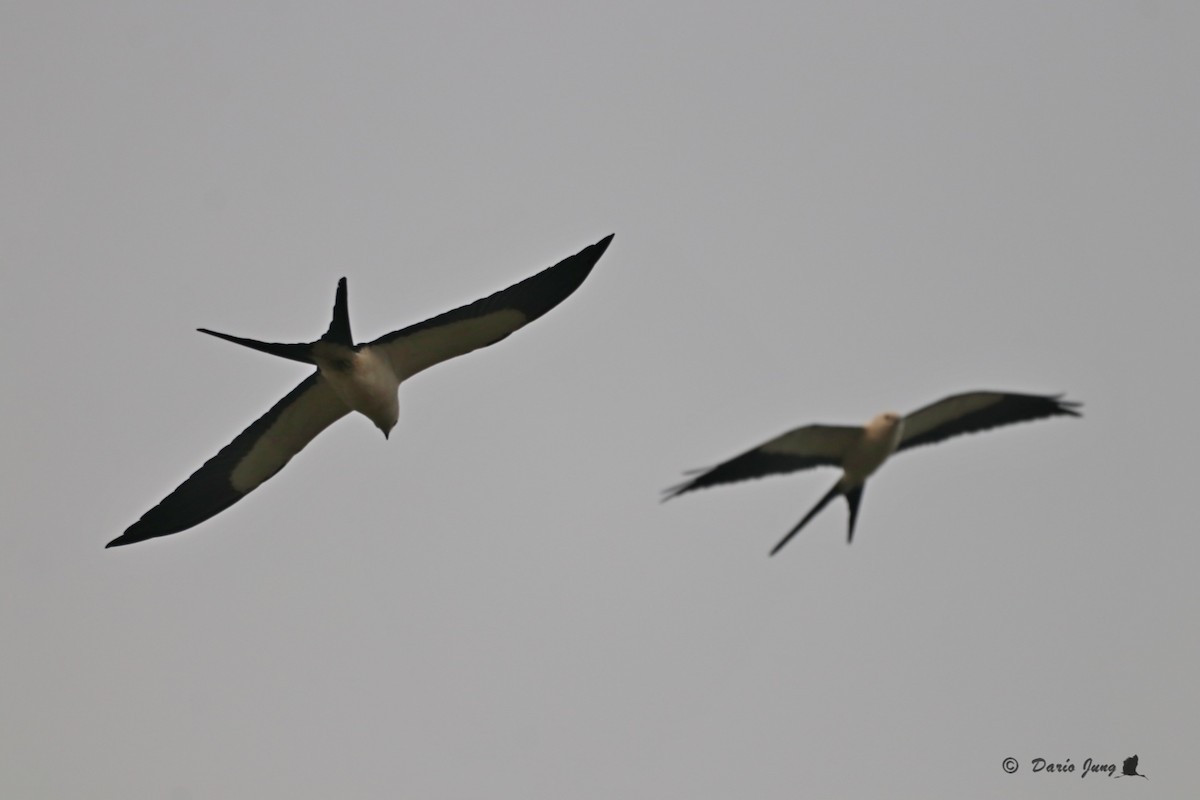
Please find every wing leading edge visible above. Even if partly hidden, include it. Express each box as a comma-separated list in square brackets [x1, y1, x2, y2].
[373, 234, 613, 380]
[663, 424, 860, 499]
[897, 391, 1081, 453]
[108, 375, 350, 547]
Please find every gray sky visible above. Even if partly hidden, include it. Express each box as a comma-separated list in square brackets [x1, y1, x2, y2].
[3, 1, 1197, 797]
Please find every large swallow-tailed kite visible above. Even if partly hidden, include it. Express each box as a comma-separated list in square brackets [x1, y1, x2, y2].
[664, 391, 1081, 555]
[110, 234, 614, 548]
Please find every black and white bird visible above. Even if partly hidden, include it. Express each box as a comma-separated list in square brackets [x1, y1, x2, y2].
[110, 234, 613, 548]
[664, 391, 1081, 555]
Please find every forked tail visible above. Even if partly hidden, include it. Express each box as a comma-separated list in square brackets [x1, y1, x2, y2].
[197, 278, 353, 363]
[770, 480, 843, 556]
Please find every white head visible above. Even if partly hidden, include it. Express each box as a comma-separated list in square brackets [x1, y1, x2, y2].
[370, 397, 399, 440]
[841, 412, 905, 482]
[867, 411, 904, 445]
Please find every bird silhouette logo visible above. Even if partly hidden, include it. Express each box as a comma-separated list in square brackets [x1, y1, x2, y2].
[1117, 754, 1148, 779]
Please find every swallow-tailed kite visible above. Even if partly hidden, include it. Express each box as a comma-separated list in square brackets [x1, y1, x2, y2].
[109, 234, 613, 548]
[664, 391, 1081, 555]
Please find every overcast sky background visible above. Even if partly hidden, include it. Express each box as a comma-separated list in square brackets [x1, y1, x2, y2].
[3, 2, 1197, 797]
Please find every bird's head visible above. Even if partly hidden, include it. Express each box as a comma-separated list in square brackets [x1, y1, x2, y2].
[374, 408, 398, 440]
[867, 411, 905, 446]
[872, 411, 902, 429]
[361, 391, 399, 440]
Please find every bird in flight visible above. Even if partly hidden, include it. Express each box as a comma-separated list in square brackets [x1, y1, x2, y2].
[110, 234, 614, 548]
[664, 391, 1081, 555]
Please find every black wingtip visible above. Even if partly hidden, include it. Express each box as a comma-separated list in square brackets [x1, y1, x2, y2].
[106, 518, 159, 548]
[493, 233, 614, 324]
[660, 478, 694, 503]
[659, 462, 734, 502]
[105, 531, 135, 548]
[1052, 394, 1084, 417]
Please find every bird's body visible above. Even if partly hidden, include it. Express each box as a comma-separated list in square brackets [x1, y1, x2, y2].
[311, 342, 401, 436]
[841, 412, 903, 484]
[111, 234, 614, 548]
[665, 391, 1081, 554]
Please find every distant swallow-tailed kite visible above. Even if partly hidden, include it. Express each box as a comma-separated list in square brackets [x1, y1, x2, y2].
[109, 234, 614, 548]
[664, 391, 1081, 555]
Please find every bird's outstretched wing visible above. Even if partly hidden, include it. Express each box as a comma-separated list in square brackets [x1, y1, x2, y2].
[109, 374, 350, 547]
[664, 424, 859, 499]
[896, 391, 1081, 454]
[371, 235, 613, 380]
